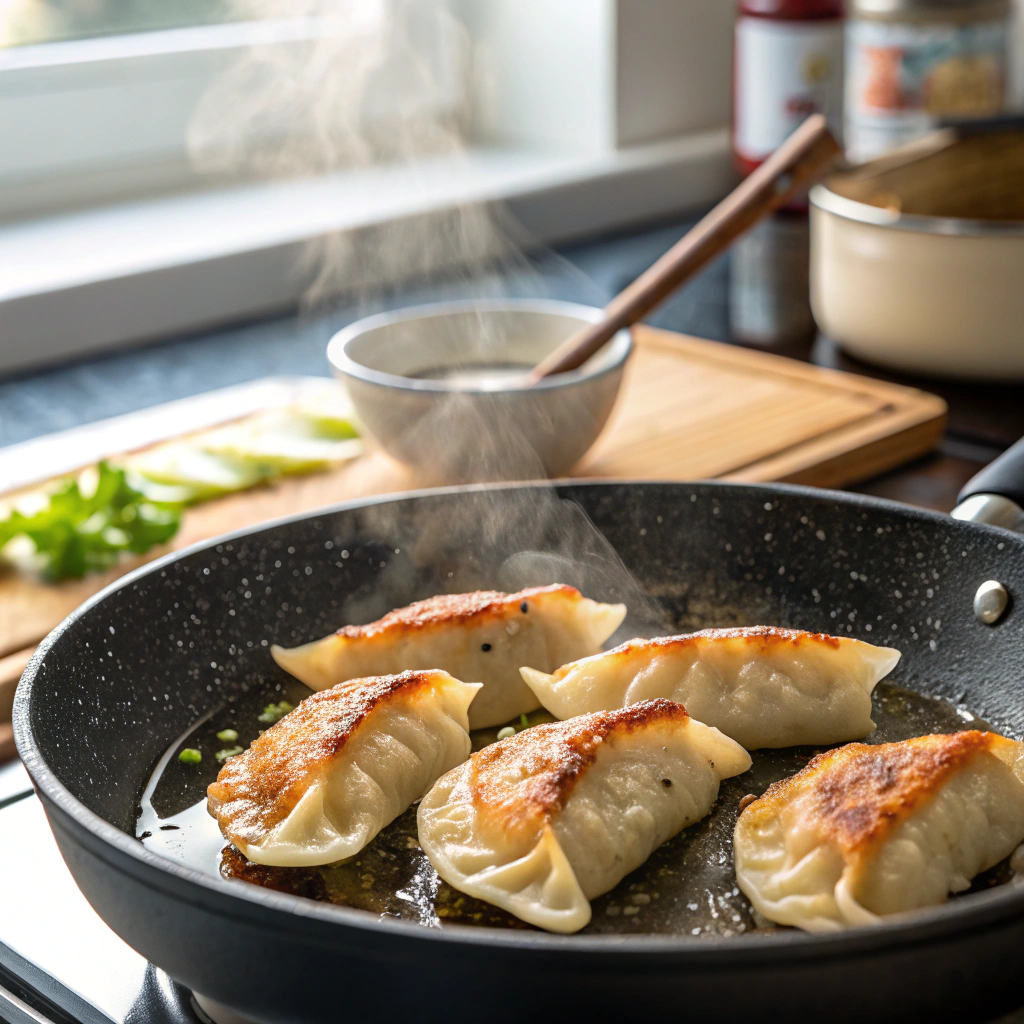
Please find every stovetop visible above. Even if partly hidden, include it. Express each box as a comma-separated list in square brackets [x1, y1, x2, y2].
[0, 761, 205, 1024]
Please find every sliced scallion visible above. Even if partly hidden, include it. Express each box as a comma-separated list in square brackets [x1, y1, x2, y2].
[257, 700, 294, 725]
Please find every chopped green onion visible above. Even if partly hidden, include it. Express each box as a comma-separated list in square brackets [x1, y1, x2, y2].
[178, 748, 202, 764]
[258, 700, 294, 724]
[496, 726, 516, 740]
[216, 728, 239, 743]
[215, 745, 244, 763]
[519, 714, 529, 729]
[0, 461, 182, 581]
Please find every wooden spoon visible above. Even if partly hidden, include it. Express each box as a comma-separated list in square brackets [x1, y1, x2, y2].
[527, 114, 841, 384]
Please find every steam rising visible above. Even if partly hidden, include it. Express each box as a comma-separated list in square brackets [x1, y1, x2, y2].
[344, 485, 669, 641]
[187, 0, 531, 306]
[188, 0, 667, 635]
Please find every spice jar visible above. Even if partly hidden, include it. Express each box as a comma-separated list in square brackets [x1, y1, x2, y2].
[733, 0, 845, 176]
[845, 0, 1011, 161]
[729, 212, 815, 348]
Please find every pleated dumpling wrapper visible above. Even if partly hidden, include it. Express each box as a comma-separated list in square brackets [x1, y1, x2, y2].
[520, 626, 900, 750]
[734, 731, 1024, 932]
[417, 698, 751, 933]
[207, 670, 480, 867]
[272, 585, 626, 730]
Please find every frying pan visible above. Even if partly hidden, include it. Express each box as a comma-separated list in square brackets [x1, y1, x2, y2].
[13, 436, 1024, 1024]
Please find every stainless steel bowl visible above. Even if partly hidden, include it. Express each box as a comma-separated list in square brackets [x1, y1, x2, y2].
[327, 300, 632, 480]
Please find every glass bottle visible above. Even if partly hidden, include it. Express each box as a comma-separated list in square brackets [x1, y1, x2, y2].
[733, 0, 846, 175]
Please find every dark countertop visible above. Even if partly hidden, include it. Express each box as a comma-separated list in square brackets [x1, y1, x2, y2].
[1, 210, 1020, 510]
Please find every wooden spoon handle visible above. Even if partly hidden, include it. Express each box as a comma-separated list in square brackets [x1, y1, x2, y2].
[528, 114, 841, 384]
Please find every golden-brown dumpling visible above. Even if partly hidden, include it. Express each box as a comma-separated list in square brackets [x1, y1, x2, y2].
[207, 670, 480, 867]
[734, 731, 1024, 932]
[521, 627, 900, 749]
[272, 585, 625, 729]
[417, 699, 751, 933]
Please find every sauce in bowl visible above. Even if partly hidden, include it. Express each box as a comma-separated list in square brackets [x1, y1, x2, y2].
[414, 363, 532, 390]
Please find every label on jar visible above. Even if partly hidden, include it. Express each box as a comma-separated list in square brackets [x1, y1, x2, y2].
[734, 17, 845, 163]
[845, 17, 1008, 161]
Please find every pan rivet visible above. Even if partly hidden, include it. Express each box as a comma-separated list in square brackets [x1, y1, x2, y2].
[974, 581, 1009, 625]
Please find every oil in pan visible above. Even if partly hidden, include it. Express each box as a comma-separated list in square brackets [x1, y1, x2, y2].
[138, 679, 1001, 937]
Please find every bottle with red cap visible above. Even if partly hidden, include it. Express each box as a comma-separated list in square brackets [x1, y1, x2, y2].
[730, 1, 841, 346]
[733, 0, 845, 176]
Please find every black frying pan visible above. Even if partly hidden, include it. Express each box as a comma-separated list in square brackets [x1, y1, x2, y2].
[13, 438, 1024, 1024]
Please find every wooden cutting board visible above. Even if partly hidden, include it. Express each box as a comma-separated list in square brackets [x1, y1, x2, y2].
[0, 326, 946, 715]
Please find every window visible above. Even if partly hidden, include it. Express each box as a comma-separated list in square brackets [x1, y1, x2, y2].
[1, 1, 241, 48]
[0, 4, 433, 218]
[0, 1, 736, 372]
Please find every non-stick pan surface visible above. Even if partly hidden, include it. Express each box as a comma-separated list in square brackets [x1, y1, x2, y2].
[14, 481, 1024, 1024]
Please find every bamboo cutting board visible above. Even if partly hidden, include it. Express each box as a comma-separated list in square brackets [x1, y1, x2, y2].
[0, 326, 946, 718]
[575, 328, 946, 484]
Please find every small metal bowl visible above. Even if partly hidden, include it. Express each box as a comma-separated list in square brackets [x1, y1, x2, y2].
[327, 299, 631, 481]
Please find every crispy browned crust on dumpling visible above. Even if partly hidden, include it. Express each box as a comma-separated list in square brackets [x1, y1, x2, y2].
[549, 626, 843, 681]
[742, 731, 1008, 860]
[466, 699, 690, 839]
[207, 670, 437, 845]
[334, 584, 580, 640]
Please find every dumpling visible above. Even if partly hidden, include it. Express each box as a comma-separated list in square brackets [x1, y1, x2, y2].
[520, 626, 900, 749]
[734, 731, 1024, 932]
[272, 584, 626, 730]
[207, 670, 480, 867]
[417, 698, 751, 933]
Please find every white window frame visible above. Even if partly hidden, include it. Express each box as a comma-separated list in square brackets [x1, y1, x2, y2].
[0, 0, 738, 374]
[0, 8, 465, 219]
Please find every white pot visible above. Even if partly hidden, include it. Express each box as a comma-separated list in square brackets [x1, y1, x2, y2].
[810, 184, 1024, 380]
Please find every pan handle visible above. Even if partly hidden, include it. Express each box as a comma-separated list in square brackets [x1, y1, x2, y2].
[952, 436, 1024, 532]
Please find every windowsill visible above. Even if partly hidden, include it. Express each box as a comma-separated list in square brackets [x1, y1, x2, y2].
[0, 128, 731, 375]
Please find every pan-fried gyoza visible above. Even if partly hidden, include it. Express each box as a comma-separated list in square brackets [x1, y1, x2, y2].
[271, 585, 626, 729]
[520, 627, 900, 749]
[734, 732, 1024, 932]
[207, 670, 480, 867]
[417, 699, 751, 933]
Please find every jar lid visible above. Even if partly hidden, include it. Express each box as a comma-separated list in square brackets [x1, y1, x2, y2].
[851, 0, 1009, 15]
